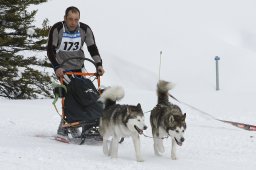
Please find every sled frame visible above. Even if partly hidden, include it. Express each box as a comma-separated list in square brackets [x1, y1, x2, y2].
[58, 57, 102, 129]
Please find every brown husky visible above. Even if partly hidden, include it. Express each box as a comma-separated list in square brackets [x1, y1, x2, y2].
[150, 80, 186, 160]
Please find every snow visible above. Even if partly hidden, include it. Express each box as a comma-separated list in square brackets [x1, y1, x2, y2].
[26, 28, 35, 37]
[1, 0, 256, 169]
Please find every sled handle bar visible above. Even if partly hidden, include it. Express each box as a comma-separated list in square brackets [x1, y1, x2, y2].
[63, 71, 101, 89]
[60, 57, 101, 84]
[59, 57, 99, 74]
[64, 72, 97, 76]
[59, 57, 101, 86]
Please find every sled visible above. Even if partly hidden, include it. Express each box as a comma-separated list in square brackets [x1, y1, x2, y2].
[52, 57, 103, 144]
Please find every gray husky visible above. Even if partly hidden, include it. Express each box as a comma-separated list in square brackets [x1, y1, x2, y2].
[150, 80, 186, 160]
[98, 86, 147, 162]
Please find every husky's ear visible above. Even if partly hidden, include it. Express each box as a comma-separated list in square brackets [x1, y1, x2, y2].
[182, 113, 186, 121]
[136, 103, 141, 108]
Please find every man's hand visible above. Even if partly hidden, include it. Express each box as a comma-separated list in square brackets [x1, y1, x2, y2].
[97, 66, 105, 76]
[55, 68, 65, 78]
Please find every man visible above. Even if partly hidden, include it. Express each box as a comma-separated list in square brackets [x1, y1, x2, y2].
[47, 6, 104, 140]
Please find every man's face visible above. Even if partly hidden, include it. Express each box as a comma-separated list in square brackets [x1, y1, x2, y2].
[64, 11, 80, 31]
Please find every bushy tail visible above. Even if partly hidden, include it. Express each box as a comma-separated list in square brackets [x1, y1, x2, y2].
[157, 80, 175, 104]
[98, 86, 125, 108]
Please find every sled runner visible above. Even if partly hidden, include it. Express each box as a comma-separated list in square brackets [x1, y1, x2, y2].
[52, 57, 103, 145]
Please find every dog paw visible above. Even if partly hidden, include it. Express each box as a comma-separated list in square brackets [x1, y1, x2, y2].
[103, 149, 108, 156]
[111, 155, 118, 159]
[103, 146, 109, 156]
[136, 158, 144, 162]
[171, 154, 177, 160]
[154, 152, 161, 156]
[154, 147, 161, 156]
[158, 146, 165, 153]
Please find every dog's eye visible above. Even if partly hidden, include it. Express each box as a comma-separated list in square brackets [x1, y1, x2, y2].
[175, 130, 179, 133]
[137, 119, 141, 122]
[182, 130, 184, 132]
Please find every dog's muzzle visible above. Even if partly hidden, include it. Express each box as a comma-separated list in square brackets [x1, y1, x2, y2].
[134, 125, 147, 134]
[175, 137, 185, 146]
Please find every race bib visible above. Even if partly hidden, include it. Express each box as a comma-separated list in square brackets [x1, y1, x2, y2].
[58, 31, 82, 52]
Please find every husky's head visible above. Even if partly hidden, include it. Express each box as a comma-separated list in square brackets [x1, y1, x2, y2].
[167, 113, 186, 146]
[125, 103, 147, 134]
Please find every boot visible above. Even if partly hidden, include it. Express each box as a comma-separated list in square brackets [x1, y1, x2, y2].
[57, 119, 68, 137]
[81, 125, 102, 141]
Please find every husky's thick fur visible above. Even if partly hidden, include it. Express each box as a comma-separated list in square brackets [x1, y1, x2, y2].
[150, 80, 186, 160]
[98, 86, 147, 162]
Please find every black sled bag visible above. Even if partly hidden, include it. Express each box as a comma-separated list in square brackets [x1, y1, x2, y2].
[64, 77, 103, 123]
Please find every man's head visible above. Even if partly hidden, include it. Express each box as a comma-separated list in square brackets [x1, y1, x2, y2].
[64, 6, 80, 31]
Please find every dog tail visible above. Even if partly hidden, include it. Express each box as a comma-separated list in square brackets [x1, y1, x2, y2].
[98, 86, 125, 108]
[157, 80, 175, 104]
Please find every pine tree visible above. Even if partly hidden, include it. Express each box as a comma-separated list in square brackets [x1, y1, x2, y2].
[0, 0, 54, 99]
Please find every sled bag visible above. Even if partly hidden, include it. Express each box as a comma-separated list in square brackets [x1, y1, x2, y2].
[64, 77, 103, 123]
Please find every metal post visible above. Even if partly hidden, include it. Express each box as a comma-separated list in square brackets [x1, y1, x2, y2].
[215, 56, 220, 90]
[159, 51, 162, 81]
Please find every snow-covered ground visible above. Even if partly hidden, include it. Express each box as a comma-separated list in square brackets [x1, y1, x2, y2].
[1, 0, 256, 169]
